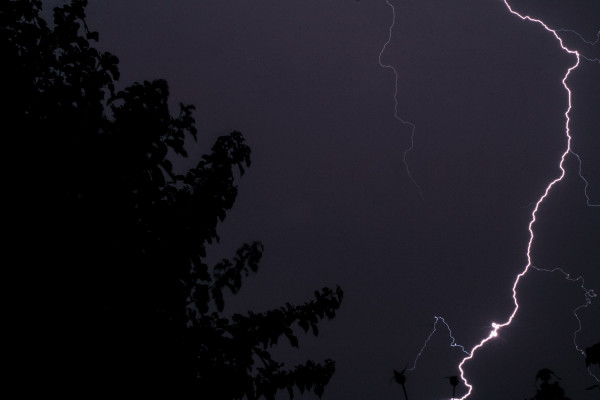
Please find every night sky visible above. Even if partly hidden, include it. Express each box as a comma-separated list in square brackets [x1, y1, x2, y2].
[54, 0, 600, 399]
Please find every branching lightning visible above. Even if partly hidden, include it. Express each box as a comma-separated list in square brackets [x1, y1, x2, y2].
[530, 265, 599, 381]
[378, 0, 424, 200]
[573, 151, 600, 207]
[408, 316, 469, 372]
[380, 0, 599, 398]
[455, 1, 600, 397]
[557, 28, 600, 47]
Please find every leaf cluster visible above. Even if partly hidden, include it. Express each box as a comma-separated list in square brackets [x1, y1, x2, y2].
[190, 286, 343, 399]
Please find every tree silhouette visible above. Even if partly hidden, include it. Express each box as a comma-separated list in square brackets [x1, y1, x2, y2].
[446, 375, 460, 399]
[529, 368, 570, 400]
[392, 366, 409, 400]
[4, 1, 343, 398]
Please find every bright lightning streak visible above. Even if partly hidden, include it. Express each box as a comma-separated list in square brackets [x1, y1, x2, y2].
[454, 2, 597, 398]
[378, 0, 424, 200]
[380, 0, 599, 397]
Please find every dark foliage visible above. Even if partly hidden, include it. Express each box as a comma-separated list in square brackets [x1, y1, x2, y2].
[446, 375, 459, 399]
[3, 1, 343, 398]
[392, 367, 409, 400]
[529, 368, 570, 400]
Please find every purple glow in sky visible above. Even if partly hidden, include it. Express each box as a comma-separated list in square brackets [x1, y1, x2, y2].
[58, 0, 600, 398]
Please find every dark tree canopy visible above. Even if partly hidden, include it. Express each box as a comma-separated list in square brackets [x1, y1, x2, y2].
[3, 1, 343, 398]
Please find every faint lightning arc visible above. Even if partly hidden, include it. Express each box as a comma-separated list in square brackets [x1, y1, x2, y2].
[455, 2, 598, 399]
[573, 150, 600, 207]
[530, 265, 599, 381]
[378, 0, 424, 200]
[557, 28, 600, 47]
[408, 316, 469, 372]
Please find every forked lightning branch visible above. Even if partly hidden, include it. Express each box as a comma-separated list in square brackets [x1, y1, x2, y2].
[378, 1, 600, 398]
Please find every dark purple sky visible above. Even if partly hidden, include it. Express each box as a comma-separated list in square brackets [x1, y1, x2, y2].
[57, 0, 600, 398]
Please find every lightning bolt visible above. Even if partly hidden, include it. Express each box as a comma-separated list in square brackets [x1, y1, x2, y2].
[408, 316, 469, 372]
[380, 0, 599, 398]
[378, 0, 424, 200]
[573, 151, 600, 208]
[529, 265, 599, 381]
[455, 2, 599, 397]
[455, 1, 600, 398]
[556, 28, 600, 47]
